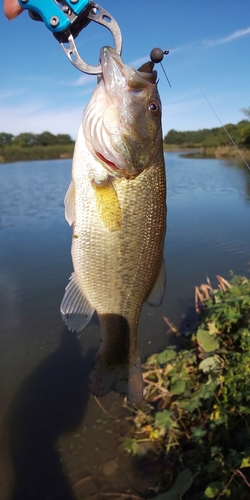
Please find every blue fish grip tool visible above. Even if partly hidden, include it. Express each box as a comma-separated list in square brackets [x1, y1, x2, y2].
[18, 0, 122, 74]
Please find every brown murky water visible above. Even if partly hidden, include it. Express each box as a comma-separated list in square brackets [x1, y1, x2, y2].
[0, 154, 250, 499]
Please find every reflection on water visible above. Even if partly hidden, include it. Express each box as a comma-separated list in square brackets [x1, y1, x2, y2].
[0, 159, 71, 228]
[0, 155, 250, 498]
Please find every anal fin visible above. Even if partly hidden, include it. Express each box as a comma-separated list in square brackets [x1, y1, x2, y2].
[60, 272, 94, 333]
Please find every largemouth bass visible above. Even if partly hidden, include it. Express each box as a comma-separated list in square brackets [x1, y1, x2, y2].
[61, 46, 166, 404]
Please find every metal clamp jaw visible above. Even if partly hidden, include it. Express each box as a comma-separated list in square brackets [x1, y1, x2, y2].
[18, 0, 122, 74]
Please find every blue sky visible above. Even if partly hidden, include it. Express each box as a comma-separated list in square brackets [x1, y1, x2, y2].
[1, 0, 250, 139]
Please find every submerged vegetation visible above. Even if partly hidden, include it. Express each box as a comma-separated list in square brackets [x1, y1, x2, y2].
[125, 274, 250, 499]
[0, 131, 74, 163]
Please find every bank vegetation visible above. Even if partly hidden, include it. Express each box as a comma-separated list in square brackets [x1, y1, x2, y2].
[125, 274, 250, 499]
[164, 107, 250, 160]
[2, 107, 250, 163]
[0, 131, 74, 163]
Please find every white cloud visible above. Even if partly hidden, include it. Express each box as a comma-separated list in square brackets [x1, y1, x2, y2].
[0, 100, 86, 138]
[204, 26, 250, 47]
[0, 89, 25, 99]
[128, 55, 148, 68]
[162, 94, 208, 127]
[72, 74, 97, 86]
[161, 86, 246, 136]
[167, 27, 250, 54]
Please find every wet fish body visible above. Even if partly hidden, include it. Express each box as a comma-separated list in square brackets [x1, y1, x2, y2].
[61, 47, 166, 403]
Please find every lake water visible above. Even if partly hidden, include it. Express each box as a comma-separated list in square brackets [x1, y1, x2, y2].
[0, 153, 250, 498]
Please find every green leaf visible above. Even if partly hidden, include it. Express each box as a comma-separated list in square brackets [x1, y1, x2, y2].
[183, 397, 201, 411]
[210, 445, 222, 458]
[157, 349, 177, 365]
[240, 457, 250, 468]
[197, 329, 220, 352]
[198, 382, 217, 400]
[167, 369, 177, 379]
[199, 356, 220, 373]
[191, 426, 207, 440]
[170, 379, 186, 395]
[207, 321, 219, 335]
[155, 410, 173, 429]
[152, 469, 193, 499]
[204, 481, 223, 498]
[146, 354, 158, 366]
[172, 469, 193, 497]
[123, 437, 138, 455]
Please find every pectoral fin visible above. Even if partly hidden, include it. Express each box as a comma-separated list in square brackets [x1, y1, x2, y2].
[92, 178, 122, 231]
[64, 180, 75, 226]
[60, 272, 94, 332]
[147, 259, 166, 307]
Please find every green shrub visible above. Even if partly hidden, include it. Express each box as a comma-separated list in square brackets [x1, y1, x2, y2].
[126, 275, 250, 499]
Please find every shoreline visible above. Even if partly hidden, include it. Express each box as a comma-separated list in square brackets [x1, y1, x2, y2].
[164, 144, 250, 161]
[1, 145, 250, 164]
[0, 144, 74, 164]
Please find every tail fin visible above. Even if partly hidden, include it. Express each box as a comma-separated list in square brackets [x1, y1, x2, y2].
[89, 350, 143, 404]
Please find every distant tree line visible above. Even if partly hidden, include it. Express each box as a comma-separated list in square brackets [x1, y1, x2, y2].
[164, 108, 250, 149]
[0, 131, 74, 148]
[0, 131, 74, 163]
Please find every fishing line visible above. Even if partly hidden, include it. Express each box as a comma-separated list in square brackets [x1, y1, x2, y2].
[161, 47, 250, 172]
[160, 61, 172, 88]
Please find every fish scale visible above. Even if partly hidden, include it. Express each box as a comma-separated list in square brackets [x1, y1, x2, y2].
[73, 164, 165, 312]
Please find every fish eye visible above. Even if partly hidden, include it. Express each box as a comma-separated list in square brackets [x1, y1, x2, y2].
[148, 100, 160, 116]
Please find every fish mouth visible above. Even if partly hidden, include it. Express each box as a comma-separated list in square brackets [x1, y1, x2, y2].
[100, 46, 156, 88]
[100, 47, 124, 82]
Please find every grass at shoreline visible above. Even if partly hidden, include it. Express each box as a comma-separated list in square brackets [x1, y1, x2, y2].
[1, 144, 250, 164]
[164, 144, 250, 161]
[0, 144, 74, 163]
